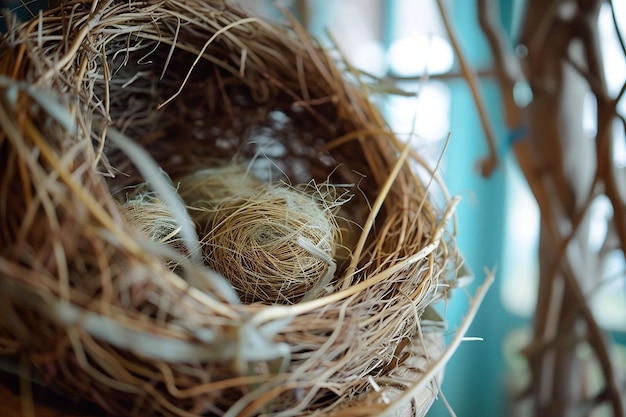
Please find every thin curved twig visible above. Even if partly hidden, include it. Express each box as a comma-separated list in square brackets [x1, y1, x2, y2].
[477, 0, 524, 128]
[435, 0, 498, 177]
[609, 0, 626, 57]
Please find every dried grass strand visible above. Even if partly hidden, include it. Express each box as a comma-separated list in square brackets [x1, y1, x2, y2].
[377, 270, 494, 417]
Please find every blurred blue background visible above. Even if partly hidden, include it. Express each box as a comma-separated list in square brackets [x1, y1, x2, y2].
[2, 1, 625, 416]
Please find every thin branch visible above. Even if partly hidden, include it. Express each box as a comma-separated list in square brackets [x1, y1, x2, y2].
[477, 0, 525, 128]
[609, 0, 626, 57]
[565, 55, 608, 102]
[435, 0, 498, 177]
[568, 9, 626, 270]
[560, 262, 625, 417]
[572, 12, 607, 95]
[518, 0, 562, 55]
[385, 68, 497, 82]
[598, 79, 626, 262]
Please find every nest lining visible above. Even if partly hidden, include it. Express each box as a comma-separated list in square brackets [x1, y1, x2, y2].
[0, 1, 463, 416]
[128, 165, 350, 304]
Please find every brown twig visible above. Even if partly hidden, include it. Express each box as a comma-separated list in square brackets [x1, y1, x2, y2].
[435, 0, 498, 177]
[479, 0, 625, 415]
[609, 0, 626, 57]
[477, 0, 524, 128]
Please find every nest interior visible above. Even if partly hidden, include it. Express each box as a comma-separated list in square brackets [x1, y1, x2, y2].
[0, 0, 461, 416]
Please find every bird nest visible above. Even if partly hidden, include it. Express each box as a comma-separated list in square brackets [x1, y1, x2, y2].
[0, 0, 469, 416]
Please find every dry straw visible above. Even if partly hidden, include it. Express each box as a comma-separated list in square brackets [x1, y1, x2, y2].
[176, 166, 346, 304]
[120, 192, 188, 261]
[0, 0, 482, 416]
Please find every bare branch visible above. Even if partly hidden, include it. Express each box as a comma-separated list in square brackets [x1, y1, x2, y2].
[518, 0, 562, 54]
[482, 0, 626, 415]
[386, 68, 496, 82]
[597, 78, 626, 263]
[609, 0, 626, 57]
[477, 0, 524, 128]
[435, 0, 498, 177]
[560, 261, 625, 417]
